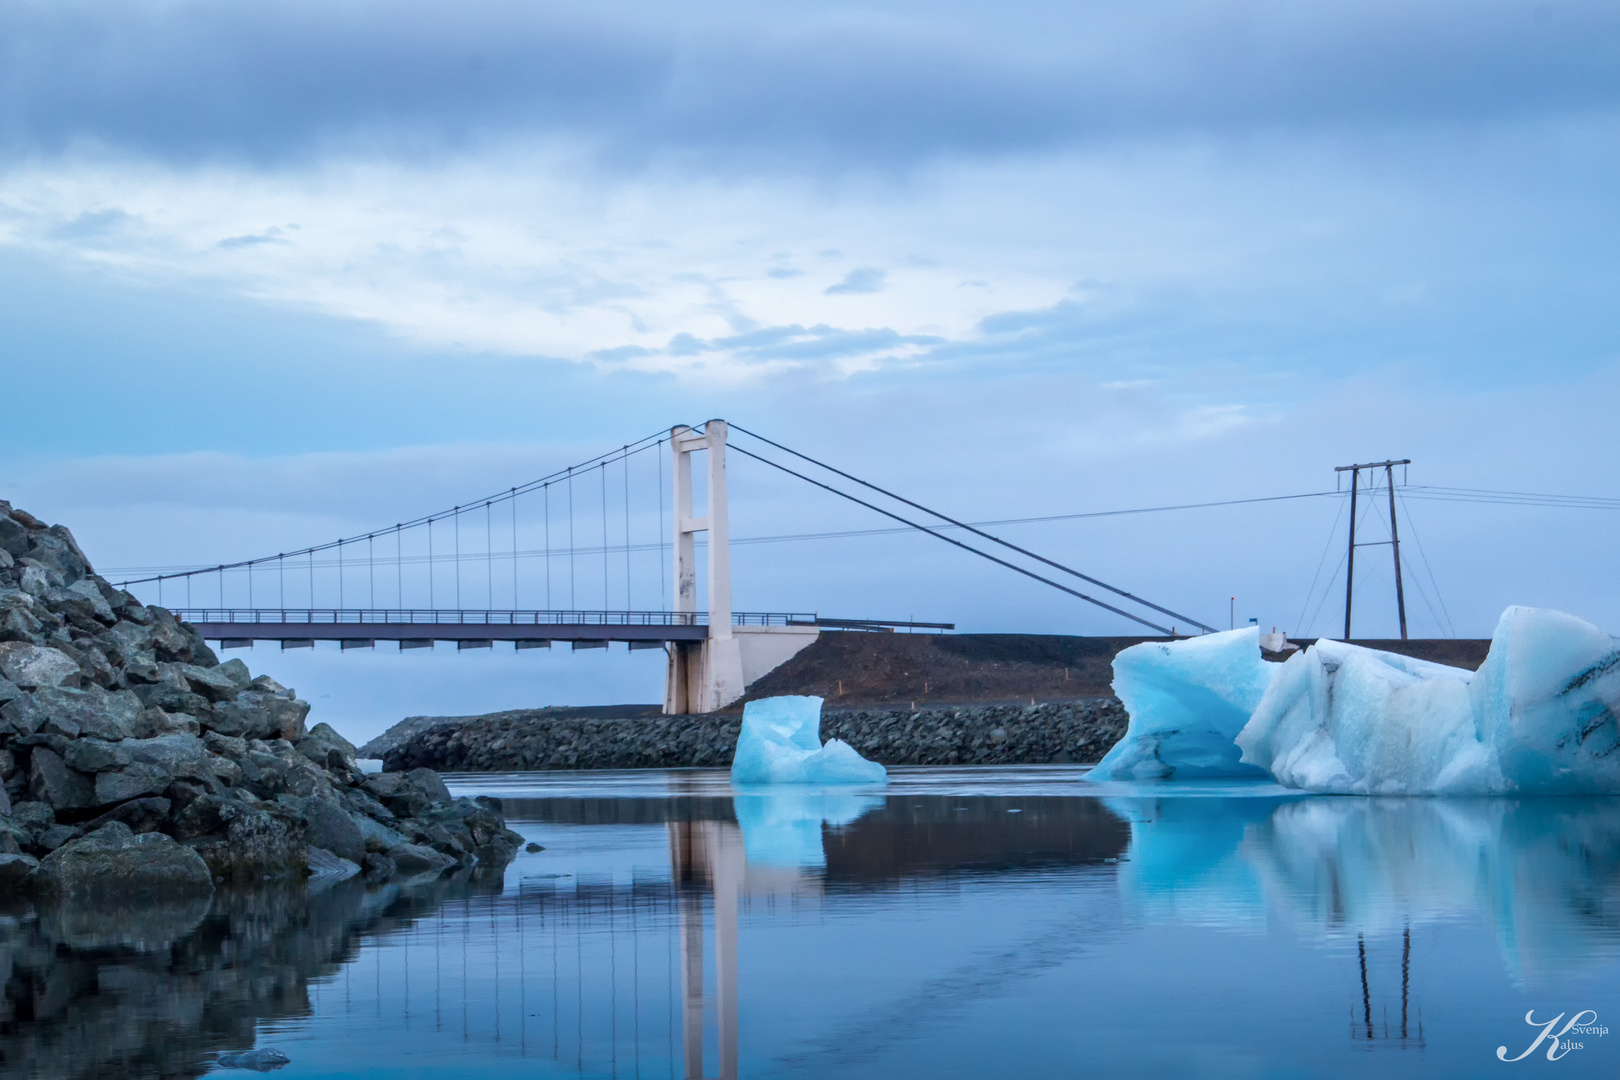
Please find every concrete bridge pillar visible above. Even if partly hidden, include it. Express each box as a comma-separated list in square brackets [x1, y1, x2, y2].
[666, 421, 747, 714]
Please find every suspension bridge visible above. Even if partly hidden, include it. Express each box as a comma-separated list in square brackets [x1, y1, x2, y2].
[111, 419, 1517, 714]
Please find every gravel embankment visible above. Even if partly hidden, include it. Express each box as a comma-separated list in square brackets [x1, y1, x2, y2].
[381, 698, 1130, 772]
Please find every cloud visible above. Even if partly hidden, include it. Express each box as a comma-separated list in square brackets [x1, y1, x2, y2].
[824, 267, 887, 295]
[2, 1, 1619, 174]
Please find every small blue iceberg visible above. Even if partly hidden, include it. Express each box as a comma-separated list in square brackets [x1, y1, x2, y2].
[729, 695, 887, 785]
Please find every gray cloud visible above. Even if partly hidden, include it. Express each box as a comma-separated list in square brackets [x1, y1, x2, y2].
[824, 268, 887, 295]
[2, 1, 1618, 172]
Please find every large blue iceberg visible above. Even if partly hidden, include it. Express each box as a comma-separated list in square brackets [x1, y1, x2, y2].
[1239, 606, 1620, 794]
[1085, 628, 1277, 780]
[1092, 606, 1620, 795]
[729, 695, 888, 785]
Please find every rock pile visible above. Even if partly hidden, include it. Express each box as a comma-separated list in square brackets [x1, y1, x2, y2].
[0, 500, 522, 895]
[382, 698, 1130, 772]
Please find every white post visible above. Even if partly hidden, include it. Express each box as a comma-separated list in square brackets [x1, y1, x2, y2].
[706, 420, 733, 643]
[671, 425, 698, 620]
[664, 421, 745, 713]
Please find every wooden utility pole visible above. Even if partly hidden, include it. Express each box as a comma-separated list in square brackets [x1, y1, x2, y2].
[1335, 459, 1411, 640]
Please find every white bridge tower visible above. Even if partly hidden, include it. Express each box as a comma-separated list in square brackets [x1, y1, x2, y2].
[664, 420, 818, 714]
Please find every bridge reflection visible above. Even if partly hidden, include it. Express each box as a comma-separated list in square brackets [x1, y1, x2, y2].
[6, 791, 1617, 1078]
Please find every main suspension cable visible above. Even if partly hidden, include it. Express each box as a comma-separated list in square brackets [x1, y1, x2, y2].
[727, 442, 1172, 634]
[728, 422, 1214, 633]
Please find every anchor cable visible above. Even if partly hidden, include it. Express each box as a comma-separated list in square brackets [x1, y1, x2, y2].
[728, 422, 1214, 632]
[726, 442, 1172, 634]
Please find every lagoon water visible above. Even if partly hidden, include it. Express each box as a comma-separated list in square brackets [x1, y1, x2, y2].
[5, 766, 1619, 1078]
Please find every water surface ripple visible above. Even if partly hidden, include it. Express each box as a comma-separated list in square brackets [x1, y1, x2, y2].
[3, 766, 1617, 1078]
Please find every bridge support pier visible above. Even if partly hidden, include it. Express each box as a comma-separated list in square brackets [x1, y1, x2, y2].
[666, 421, 748, 714]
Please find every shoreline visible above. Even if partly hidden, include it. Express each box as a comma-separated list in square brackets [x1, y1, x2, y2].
[379, 698, 1129, 773]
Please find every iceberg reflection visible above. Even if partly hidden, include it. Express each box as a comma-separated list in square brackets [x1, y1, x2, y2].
[1110, 794, 1620, 983]
[731, 791, 886, 869]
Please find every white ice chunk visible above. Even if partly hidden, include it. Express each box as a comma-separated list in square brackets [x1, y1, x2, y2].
[1085, 628, 1277, 781]
[729, 695, 888, 786]
[1236, 639, 1487, 795]
[1238, 606, 1620, 795]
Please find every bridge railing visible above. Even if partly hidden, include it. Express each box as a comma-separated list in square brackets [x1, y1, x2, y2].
[169, 608, 818, 628]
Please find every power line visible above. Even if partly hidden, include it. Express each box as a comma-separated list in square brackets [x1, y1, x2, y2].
[1403, 485, 1620, 509]
[98, 488, 1349, 577]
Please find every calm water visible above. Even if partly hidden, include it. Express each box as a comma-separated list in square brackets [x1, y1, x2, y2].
[5, 767, 1619, 1079]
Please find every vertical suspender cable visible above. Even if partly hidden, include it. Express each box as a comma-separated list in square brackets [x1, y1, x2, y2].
[568, 469, 576, 610]
[396, 526, 403, 610]
[369, 534, 375, 610]
[454, 507, 462, 610]
[622, 449, 632, 611]
[279, 554, 285, 610]
[308, 550, 315, 609]
[428, 519, 435, 610]
[511, 489, 519, 610]
[601, 464, 610, 609]
[657, 438, 666, 611]
[486, 502, 493, 610]
[545, 485, 552, 611]
[338, 540, 344, 610]
[248, 560, 253, 609]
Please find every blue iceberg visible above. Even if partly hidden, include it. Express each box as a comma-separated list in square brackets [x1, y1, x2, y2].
[1235, 606, 1620, 795]
[1085, 628, 1277, 781]
[729, 695, 888, 786]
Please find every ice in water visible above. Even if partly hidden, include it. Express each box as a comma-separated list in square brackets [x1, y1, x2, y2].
[729, 695, 888, 785]
[1085, 627, 1277, 780]
[1236, 638, 1485, 794]
[1234, 606, 1620, 795]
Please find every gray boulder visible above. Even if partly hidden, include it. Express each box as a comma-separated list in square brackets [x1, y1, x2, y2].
[28, 748, 95, 810]
[0, 852, 39, 893]
[363, 768, 452, 818]
[64, 737, 132, 773]
[94, 762, 172, 804]
[184, 802, 308, 881]
[175, 662, 242, 702]
[0, 512, 27, 557]
[124, 732, 215, 780]
[298, 798, 366, 864]
[32, 822, 214, 899]
[2, 685, 141, 739]
[83, 796, 172, 834]
[216, 657, 253, 690]
[132, 672, 213, 716]
[0, 675, 19, 704]
[0, 642, 80, 689]
[297, 722, 358, 770]
[26, 526, 92, 584]
[210, 692, 311, 741]
[387, 842, 456, 877]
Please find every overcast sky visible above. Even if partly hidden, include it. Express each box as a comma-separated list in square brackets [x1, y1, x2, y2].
[3, 0, 1618, 742]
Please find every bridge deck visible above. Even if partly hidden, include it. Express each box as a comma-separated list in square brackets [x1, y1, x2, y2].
[174, 608, 808, 646]
[173, 610, 953, 647]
